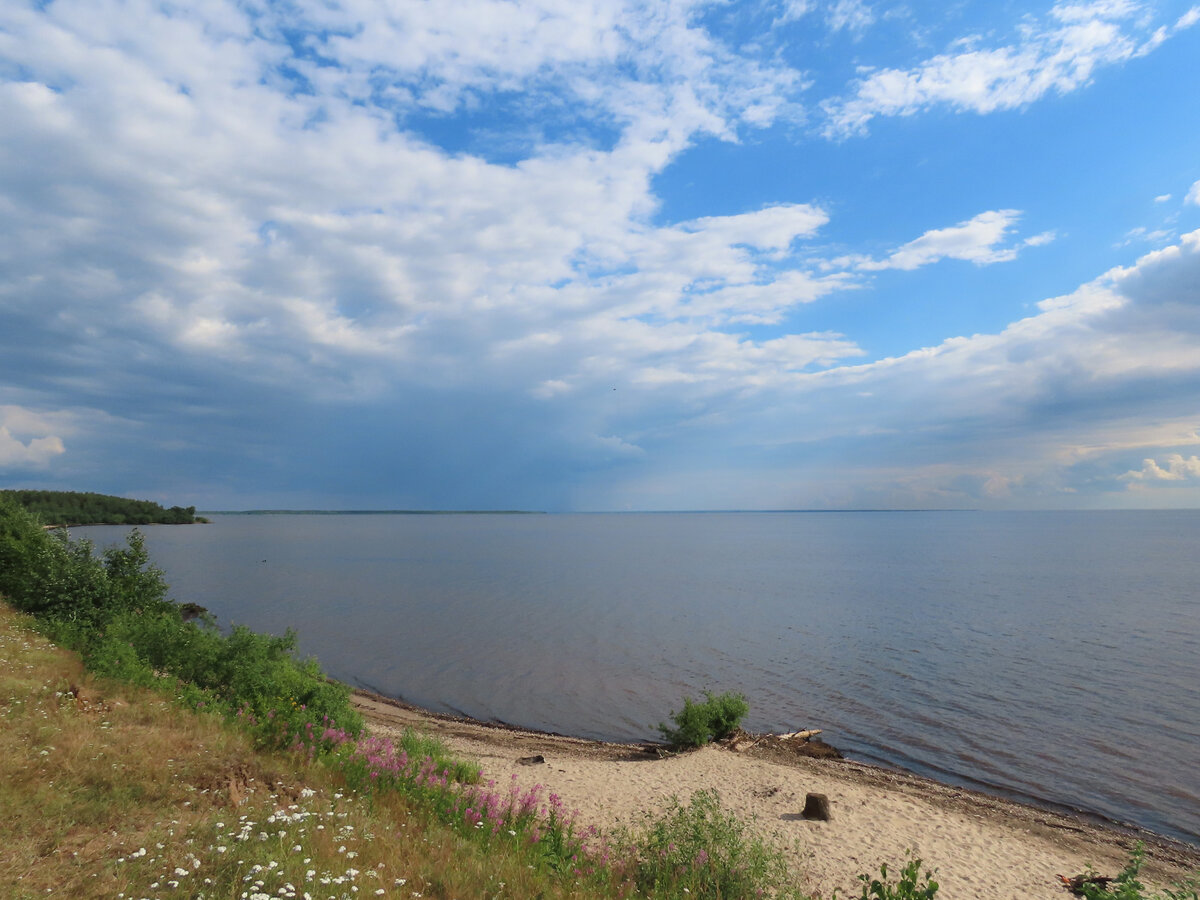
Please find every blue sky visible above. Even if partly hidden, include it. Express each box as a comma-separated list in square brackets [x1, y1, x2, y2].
[2, 0, 1200, 510]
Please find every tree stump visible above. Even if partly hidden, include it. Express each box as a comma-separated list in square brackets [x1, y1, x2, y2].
[801, 792, 832, 821]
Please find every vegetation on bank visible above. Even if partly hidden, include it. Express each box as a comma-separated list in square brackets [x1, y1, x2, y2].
[0, 604, 613, 900]
[657, 690, 750, 749]
[0, 488, 204, 525]
[1069, 847, 1200, 900]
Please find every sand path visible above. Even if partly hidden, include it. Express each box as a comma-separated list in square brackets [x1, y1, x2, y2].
[353, 691, 1199, 899]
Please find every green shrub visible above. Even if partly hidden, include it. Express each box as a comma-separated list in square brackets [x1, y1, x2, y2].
[854, 854, 938, 900]
[0, 497, 171, 625]
[657, 690, 749, 748]
[626, 789, 803, 900]
[0, 495, 361, 750]
[1070, 845, 1200, 900]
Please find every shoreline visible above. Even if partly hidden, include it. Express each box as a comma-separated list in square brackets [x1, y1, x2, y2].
[352, 688, 1200, 900]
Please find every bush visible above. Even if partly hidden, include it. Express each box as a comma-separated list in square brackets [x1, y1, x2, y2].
[625, 789, 802, 900]
[657, 690, 749, 748]
[855, 854, 939, 899]
[0, 497, 171, 625]
[0, 495, 361, 750]
[1069, 845, 1200, 900]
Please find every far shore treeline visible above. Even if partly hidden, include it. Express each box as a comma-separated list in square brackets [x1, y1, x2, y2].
[0, 489, 204, 526]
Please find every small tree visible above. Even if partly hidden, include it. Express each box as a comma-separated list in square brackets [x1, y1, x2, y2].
[658, 690, 749, 748]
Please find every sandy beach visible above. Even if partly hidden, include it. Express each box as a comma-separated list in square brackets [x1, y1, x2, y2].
[354, 690, 1200, 900]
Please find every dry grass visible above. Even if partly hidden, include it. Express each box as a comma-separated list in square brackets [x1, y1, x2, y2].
[0, 604, 614, 900]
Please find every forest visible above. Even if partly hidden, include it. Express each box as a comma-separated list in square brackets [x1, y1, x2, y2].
[0, 490, 201, 526]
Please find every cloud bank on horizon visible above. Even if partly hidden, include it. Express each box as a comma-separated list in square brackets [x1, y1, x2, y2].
[2, 0, 1199, 510]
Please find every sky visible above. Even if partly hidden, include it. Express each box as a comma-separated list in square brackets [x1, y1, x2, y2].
[2, 0, 1200, 511]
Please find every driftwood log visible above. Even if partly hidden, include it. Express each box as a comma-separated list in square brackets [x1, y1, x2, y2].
[779, 729, 822, 741]
[1058, 874, 1113, 895]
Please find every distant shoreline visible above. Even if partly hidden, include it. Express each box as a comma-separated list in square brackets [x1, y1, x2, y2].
[202, 509, 547, 516]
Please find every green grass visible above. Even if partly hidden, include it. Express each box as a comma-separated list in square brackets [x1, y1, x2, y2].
[1068, 846, 1200, 900]
[852, 855, 939, 900]
[0, 604, 609, 900]
[621, 788, 807, 900]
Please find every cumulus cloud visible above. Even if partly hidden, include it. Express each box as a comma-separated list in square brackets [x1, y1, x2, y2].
[0, 428, 63, 468]
[3, 0, 1199, 509]
[1188, 179, 1200, 206]
[828, 210, 1052, 272]
[822, 1, 1195, 136]
[861, 209, 1026, 270]
[1120, 454, 1200, 483]
[0, 406, 68, 469]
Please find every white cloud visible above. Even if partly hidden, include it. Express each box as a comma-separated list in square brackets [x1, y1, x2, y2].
[679, 227, 1200, 507]
[1117, 225, 1172, 247]
[827, 0, 875, 33]
[4, 0, 1200, 509]
[823, 1, 1194, 136]
[835, 210, 1050, 273]
[1177, 6, 1200, 29]
[270, 0, 807, 146]
[1154, 193, 1172, 203]
[683, 204, 829, 252]
[0, 428, 64, 468]
[1120, 454, 1200, 483]
[1187, 179, 1200, 206]
[858, 209, 1027, 270]
[773, 0, 814, 26]
[0, 406, 68, 469]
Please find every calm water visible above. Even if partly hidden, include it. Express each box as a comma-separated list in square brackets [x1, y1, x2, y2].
[78, 511, 1200, 845]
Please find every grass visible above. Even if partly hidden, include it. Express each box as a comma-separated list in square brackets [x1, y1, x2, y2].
[0, 599, 823, 899]
[0, 603, 616, 900]
[1068, 846, 1200, 900]
[622, 789, 804, 899]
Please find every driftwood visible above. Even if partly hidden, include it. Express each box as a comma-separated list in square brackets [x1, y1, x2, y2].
[1058, 874, 1113, 895]
[779, 729, 822, 741]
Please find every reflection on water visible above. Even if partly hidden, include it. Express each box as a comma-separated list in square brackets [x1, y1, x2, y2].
[78, 510, 1200, 845]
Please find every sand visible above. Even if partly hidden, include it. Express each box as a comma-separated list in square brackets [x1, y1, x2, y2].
[353, 691, 1200, 899]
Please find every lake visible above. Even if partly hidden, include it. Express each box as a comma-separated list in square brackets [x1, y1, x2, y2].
[76, 510, 1200, 845]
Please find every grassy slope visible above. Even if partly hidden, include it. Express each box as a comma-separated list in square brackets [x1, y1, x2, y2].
[0, 603, 610, 900]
